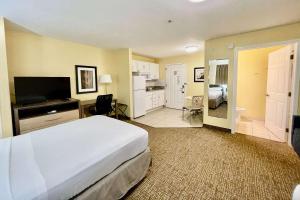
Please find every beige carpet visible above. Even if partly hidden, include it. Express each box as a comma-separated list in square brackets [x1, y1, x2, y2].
[209, 103, 228, 119]
[125, 123, 300, 200]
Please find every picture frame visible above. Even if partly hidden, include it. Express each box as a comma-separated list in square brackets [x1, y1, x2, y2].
[194, 67, 205, 82]
[75, 65, 98, 94]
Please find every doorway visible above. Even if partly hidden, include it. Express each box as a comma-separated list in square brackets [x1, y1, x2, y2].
[233, 42, 299, 143]
[165, 64, 187, 109]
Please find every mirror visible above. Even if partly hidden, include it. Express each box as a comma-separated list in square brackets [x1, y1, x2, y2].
[208, 59, 229, 119]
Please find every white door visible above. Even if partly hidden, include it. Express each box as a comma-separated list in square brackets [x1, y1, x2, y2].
[165, 64, 187, 109]
[265, 46, 292, 141]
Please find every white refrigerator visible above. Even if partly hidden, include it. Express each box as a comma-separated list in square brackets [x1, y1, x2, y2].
[133, 76, 146, 118]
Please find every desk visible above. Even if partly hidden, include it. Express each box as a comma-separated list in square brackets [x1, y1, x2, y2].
[80, 99, 118, 119]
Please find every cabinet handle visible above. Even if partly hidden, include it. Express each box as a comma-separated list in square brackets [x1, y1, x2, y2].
[45, 117, 61, 122]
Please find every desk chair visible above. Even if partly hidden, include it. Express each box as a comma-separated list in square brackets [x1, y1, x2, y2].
[182, 96, 204, 124]
[89, 94, 113, 116]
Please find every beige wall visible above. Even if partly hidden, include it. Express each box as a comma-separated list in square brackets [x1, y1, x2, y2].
[132, 53, 157, 63]
[113, 49, 133, 117]
[158, 51, 205, 96]
[205, 22, 300, 129]
[237, 46, 283, 120]
[6, 30, 121, 102]
[0, 17, 13, 138]
[5, 30, 133, 135]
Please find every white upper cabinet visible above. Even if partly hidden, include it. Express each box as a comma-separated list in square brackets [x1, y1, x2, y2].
[152, 63, 159, 80]
[132, 60, 159, 80]
[132, 60, 138, 72]
[139, 61, 150, 74]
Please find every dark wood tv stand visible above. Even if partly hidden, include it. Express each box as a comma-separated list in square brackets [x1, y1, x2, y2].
[12, 98, 80, 136]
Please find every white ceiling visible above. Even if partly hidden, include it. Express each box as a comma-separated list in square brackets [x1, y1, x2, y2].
[1, 0, 300, 58]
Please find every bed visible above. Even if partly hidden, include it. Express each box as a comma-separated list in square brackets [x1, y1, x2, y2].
[0, 116, 151, 200]
[209, 87, 224, 109]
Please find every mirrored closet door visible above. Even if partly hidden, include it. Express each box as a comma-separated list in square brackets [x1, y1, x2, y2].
[208, 59, 229, 119]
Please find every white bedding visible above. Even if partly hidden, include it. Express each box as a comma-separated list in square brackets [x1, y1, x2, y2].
[0, 116, 148, 200]
[209, 89, 223, 99]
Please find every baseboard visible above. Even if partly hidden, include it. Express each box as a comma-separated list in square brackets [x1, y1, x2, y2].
[203, 124, 231, 132]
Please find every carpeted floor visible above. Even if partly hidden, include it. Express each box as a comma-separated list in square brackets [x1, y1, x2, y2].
[209, 102, 228, 119]
[125, 123, 300, 200]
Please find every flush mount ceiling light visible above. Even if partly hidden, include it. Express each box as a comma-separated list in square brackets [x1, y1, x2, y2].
[185, 45, 200, 53]
[189, 0, 207, 3]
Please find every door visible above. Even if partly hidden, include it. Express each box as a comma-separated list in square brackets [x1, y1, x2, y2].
[265, 46, 292, 141]
[165, 64, 187, 109]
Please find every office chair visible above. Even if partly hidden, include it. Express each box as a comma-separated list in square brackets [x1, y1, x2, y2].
[89, 94, 113, 116]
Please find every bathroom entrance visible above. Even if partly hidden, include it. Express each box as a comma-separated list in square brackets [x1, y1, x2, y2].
[234, 43, 299, 142]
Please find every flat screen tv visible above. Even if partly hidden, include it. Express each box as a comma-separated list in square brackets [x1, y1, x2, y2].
[14, 77, 71, 104]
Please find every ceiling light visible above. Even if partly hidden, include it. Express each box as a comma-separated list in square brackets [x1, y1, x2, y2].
[185, 45, 200, 53]
[189, 0, 206, 3]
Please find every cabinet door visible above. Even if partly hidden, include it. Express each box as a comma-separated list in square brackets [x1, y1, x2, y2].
[152, 92, 159, 108]
[148, 63, 155, 80]
[132, 60, 138, 72]
[159, 91, 165, 106]
[153, 64, 160, 79]
[145, 93, 153, 110]
[139, 61, 148, 74]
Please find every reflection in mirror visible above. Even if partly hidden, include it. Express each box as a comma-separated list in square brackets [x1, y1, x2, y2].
[208, 59, 229, 119]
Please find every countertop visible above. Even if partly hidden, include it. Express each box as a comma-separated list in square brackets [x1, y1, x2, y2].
[146, 86, 165, 92]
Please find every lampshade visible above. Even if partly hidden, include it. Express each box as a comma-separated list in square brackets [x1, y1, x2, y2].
[99, 74, 112, 84]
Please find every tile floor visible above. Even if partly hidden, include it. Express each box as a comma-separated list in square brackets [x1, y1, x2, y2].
[133, 107, 203, 128]
[236, 119, 284, 142]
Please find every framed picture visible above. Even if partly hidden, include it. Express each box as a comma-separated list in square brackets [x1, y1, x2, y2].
[75, 65, 98, 94]
[194, 67, 205, 82]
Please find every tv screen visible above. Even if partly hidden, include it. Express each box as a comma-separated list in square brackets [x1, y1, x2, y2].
[14, 77, 71, 104]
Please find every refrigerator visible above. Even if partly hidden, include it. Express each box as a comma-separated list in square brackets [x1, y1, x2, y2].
[133, 76, 146, 118]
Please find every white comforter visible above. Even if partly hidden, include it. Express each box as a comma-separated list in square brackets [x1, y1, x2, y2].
[0, 116, 148, 200]
[209, 90, 223, 99]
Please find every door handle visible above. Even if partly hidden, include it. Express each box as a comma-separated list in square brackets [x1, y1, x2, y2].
[266, 94, 270, 97]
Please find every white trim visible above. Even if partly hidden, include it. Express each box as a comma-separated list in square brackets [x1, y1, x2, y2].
[231, 39, 300, 145]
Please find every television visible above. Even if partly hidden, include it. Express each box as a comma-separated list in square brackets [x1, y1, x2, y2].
[14, 77, 71, 104]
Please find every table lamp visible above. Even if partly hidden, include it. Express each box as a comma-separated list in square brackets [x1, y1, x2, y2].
[99, 74, 112, 94]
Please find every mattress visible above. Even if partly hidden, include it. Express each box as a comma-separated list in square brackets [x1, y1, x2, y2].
[0, 116, 148, 200]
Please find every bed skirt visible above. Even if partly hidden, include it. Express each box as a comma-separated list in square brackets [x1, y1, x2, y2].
[74, 147, 151, 200]
[209, 96, 223, 109]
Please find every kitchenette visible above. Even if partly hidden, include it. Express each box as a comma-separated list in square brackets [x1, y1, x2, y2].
[132, 60, 165, 118]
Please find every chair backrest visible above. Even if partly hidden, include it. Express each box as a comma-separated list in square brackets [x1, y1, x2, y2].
[192, 96, 203, 108]
[96, 94, 113, 115]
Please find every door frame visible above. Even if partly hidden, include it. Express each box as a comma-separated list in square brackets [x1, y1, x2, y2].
[231, 39, 300, 146]
[165, 63, 187, 109]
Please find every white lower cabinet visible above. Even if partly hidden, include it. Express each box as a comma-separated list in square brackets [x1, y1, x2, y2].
[146, 93, 153, 110]
[146, 90, 165, 111]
